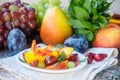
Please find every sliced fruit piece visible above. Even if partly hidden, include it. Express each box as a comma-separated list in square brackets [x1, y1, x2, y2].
[69, 53, 78, 61]
[59, 47, 74, 59]
[86, 52, 95, 64]
[55, 60, 68, 70]
[94, 53, 107, 61]
[45, 65, 56, 70]
[50, 51, 59, 58]
[23, 51, 36, 64]
[37, 55, 46, 62]
[31, 39, 37, 51]
[30, 60, 39, 67]
[67, 61, 75, 68]
[37, 62, 46, 68]
[35, 47, 45, 54]
[44, 55, 58, 66]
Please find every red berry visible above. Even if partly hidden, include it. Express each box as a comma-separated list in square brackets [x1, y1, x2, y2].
[69, 53, 78, 61]
[94, 53, 107, 61]
[86, 52, 95, 64]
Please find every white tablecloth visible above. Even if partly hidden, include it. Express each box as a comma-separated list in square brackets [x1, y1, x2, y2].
[0, 47, 118, 80]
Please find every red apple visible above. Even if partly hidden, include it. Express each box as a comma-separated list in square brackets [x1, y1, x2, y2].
[93, 23, 120, 50]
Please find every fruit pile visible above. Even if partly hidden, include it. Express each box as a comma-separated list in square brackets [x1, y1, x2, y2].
[30, 0, 61, 24]
[23, 40, 81, 69]
[0, 0, 37, 49]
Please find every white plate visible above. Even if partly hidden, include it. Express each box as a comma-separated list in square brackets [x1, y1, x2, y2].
[17, 44, 87, 74]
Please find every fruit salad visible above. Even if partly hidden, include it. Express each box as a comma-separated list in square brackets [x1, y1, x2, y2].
[23, 40, 81, 70]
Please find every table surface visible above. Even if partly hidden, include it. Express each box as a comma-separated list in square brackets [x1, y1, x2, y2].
[0, 47, 120, 80]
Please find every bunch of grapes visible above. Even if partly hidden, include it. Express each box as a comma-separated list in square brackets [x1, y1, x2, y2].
[30, 0, 61, 24]
[0, 0, 37, 49]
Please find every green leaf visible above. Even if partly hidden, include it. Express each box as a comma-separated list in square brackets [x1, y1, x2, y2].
[72, 0, 83, 6]
[67, 0, 114, 42]
[92, 15, 99, 23]
[83, 0, 91, 14]
[98, 22, 106, 28]
[80, 20, 94, 29]
[68, 3, 75, 18]
[91, 0, 98, 8]
[77, 29, 94, 41]
[77, 29, 90, 36]
[69, 19, 84, 29]
[73, 6, 90, 20]
[92, 15, 107, 28]
[87, 31, 94, 41]
[58, 51, 66, 62]
[91, 8, 97, 15]
[99, 15, 107, 24]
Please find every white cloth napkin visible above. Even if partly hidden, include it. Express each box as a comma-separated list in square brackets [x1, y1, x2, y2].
[0, 47, 118, 80]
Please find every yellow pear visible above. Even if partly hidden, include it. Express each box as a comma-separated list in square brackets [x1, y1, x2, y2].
[40, 6, 72, 45]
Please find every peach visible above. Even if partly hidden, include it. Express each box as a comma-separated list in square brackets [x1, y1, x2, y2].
[92, 24, 120, 50]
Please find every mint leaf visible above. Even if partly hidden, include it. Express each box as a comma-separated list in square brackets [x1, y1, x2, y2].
[58, 51, 66, 62]
[77, 29, 94, 41]
[83, 0, 91, 14]
[80, 20, 93, 29]
[69, 19, 84, 29]
[73, 6, 90, 20]
[87, 31, 94, 41]
[99, 15, 107, 24]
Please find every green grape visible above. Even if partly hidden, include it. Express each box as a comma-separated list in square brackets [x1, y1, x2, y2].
[42, 0, 49, 4]
[44, 3, 50, 9]
[37, 12, 44, 23]
[37, 62, 46, 68]
[67, 61, 75, 68]
[52, 0, 61, 6]
[38, 0, 48, 5]
[38, 12, 44, 18]
[8, 5, 19, 11]
[38, 6, 44, 12]
[30, 0, 61, 24]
